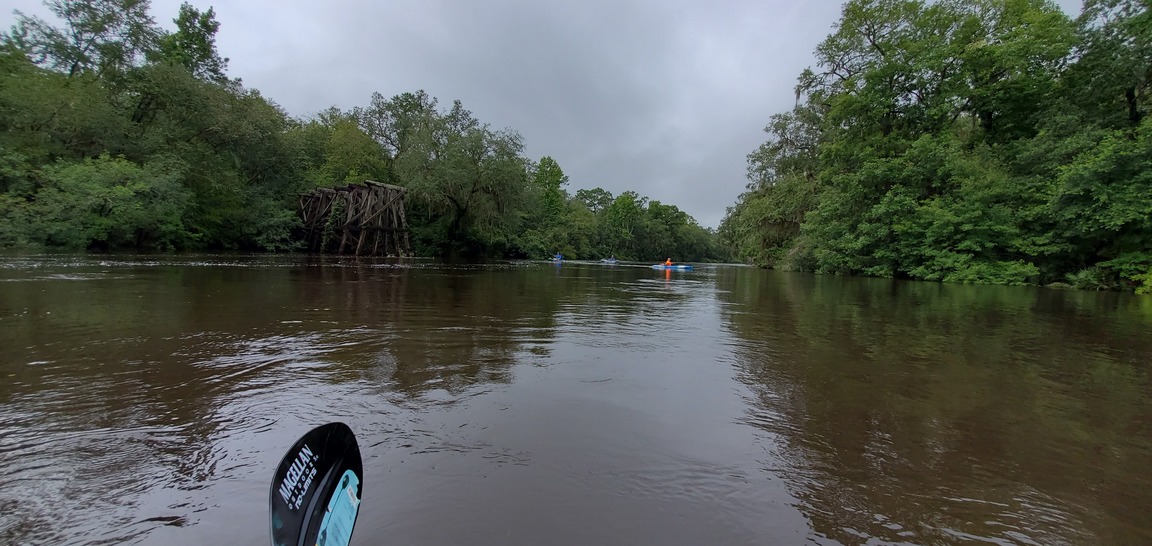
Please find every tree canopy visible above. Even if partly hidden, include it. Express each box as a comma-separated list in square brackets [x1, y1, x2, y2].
[0, 0, 720, 262]
[719, 0, 1152, 292]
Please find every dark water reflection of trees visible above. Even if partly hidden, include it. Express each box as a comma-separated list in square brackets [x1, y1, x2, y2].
[289, 257, 665, 398]
[714, 268, 1152, 545]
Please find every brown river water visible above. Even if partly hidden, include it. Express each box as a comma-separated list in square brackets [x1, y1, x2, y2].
[0, 254, 1150, 545]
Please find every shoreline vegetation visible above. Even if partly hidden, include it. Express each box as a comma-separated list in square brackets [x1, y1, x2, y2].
[1, 0, 1149, 292]
[0, 1, 723, 264]
[718, 0, 1151, 294]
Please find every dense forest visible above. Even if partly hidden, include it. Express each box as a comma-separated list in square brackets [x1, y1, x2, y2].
[719, 0, 1151, 292]
[0, 0, 722, 262]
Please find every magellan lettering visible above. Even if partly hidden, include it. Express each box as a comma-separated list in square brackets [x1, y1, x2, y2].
[294, 465, 318, 509]
[278, 443, 318, 507]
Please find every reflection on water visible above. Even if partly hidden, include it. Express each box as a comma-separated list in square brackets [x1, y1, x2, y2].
[717, 271, 1152, 545]
[0, 254, 1149, 545]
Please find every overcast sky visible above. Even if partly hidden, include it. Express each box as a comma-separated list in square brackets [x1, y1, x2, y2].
[2, 0, 1084, 228]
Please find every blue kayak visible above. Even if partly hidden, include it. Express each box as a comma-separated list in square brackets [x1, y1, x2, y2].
[651, 264, 693, 271]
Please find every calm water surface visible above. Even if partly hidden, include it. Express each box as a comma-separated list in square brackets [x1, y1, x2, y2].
[0, 254, 1150, 545]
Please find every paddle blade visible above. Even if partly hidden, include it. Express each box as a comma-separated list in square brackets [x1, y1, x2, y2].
[270, 422, 364, 546]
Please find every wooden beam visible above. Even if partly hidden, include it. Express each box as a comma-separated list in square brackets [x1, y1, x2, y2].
[364, 180, 407, 193]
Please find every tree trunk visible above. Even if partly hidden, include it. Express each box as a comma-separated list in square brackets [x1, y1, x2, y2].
[1126, 87, 1141, 123]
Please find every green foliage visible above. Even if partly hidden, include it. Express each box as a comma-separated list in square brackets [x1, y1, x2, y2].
[26, 153, 192, 249]
[354, 91, 528, 256]
[719, 101, 823, 268]
[0, 47, 126, 161]
[154, 2, 228, 82]
[0, 147, 36, 195]
[5, 0, 160, 80]
[1066, 267, 1118, 291]
[0, 3, 718, 259]
[321, 196, 347, 251]
[1052, 118, 1152, 265]
[1133, 269, 1152, 295]
[942, 260, 1040, 286]
[533, 156, 568, 219]
[603, 191, 646, 257]
[718, 174, 820, 268]
[722, 0, 1152, 291]
[518, 156, 571, 255]
[0, 193, 32, 246]
[321, 120, 388, 185]
[575, 187, 613, 214]
[1070, 0, 1151, 127]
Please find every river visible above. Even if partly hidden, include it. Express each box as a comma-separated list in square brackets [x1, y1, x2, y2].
[0, 254, 1149, 545]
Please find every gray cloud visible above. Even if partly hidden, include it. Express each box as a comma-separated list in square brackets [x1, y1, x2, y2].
[2, 0, 1084, 227]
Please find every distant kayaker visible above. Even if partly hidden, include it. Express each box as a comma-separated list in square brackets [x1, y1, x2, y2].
[664, 258, 673, 266]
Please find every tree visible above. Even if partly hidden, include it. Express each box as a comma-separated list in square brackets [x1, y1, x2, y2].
[533, 156, 568, 220]
[1072, 0, 1151, 126]
[26, 153, 192, 249]
[0, 2, 719, 260]
[355, 89, 438, 183]
[154, 2, 228, 83]
[723, 0, 1152, 289]
[517, 155, 571, 256]
[0, 45, 125, 162]
[358, 91, 532, 256]
[1051, 117, 1152, 289]
[575, 187, 613, 214]
[5, 0, 160, 79]
[599, 191, 647, 258]
[723, 102, 825, 268]
[320, 120, 388, 185]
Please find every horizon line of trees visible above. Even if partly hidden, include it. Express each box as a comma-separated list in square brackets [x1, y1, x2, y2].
[718, 0, 1151, 293]
[0, 0, 722, 262]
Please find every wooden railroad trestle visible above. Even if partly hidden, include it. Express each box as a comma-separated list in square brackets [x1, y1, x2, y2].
[298, 180, 412, 256]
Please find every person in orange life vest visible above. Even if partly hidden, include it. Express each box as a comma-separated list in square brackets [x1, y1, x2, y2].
[664, 258, 673, 266]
